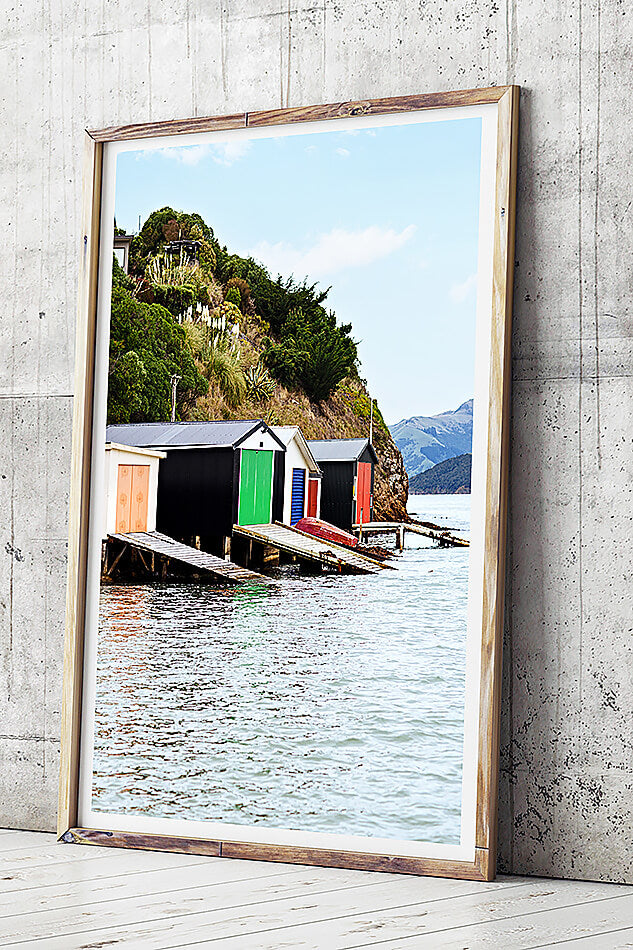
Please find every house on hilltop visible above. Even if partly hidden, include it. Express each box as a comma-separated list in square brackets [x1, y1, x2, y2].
[113, 234, 133, 273]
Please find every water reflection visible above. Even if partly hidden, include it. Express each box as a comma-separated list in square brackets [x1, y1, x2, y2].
[93, 495, 470, 844]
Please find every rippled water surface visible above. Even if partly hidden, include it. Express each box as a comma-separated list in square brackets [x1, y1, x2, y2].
[93, 494, 471, 844]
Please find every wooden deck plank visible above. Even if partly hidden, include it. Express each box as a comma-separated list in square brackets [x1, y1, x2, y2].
[0, 833, 630, 949]
[0, 850, 218, 896]
[0, 836, 222, 876]
[11, 878, 633, 950]
[0, 830, 59, 850]
[0, 877, 551, 948]
[233, 523, 385, 574]
[338, 893, 633, 950]
[530, 931, 633, 949]
[0, 863, 380, 927]
[109, 531, 267, 583]
[0, 835, 312, 899]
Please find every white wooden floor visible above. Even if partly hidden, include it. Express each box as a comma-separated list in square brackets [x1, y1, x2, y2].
[1, 831, 632, 948]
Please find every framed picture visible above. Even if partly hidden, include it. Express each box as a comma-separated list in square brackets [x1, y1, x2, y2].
[59, 86, 518, 880]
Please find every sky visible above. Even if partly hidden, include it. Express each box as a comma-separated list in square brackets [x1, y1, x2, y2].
[114, 117, 481, 424]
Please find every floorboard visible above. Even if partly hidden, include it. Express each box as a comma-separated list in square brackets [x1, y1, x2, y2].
[0, 832, 630, 949]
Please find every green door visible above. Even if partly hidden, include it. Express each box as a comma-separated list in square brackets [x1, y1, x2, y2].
[238, 449, 274, 525]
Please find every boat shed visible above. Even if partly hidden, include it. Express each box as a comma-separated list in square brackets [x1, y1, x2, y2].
[307, 438, 378, 532]
[103, 442, 166, 539]
[271, 426, 322, 525]
[105, 420, 286, 553]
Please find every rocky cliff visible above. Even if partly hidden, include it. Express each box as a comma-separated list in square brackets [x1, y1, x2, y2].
[371, 423, 409, 521]
[193, 374, 409, 522]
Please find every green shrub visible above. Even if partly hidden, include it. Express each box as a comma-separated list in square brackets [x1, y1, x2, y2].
[182, 320, 246, 408]
[129, 207, 213, 275]
[263, 308, 357, 403]
[152, 283, 196, 317]
[224, 286, 242, 308]
[107, 281, 207, 423]
[245, 363, 276, 401]
[189, 224, 217, 278]
[215, 300, 242, 327]
[206, 346, 247, 408]
[226, 277, 251, 312]
[112, 253, 134, 292]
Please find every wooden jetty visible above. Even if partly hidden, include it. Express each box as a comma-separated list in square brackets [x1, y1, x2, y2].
[355, 521, 470, 549]
[232, 522, 386, 574]
[104, 531, 267, 584]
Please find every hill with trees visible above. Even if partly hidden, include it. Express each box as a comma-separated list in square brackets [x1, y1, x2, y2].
[108, 207, 408, 520]
[409, 454, 471, 494]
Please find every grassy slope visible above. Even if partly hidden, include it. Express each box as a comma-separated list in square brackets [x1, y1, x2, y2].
[187, 312, 409, 521]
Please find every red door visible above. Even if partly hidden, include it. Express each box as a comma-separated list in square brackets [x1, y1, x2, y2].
[356, 462, 372, 525]
[307, 478, 319, 518]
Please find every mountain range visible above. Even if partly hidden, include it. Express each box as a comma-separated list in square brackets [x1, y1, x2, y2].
[409, 454, 471, 494]
[389, 399, 473, 477]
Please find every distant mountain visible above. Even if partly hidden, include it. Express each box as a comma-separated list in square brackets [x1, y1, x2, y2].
[410, 454, 471, 494]
[389, 399, 473, 477]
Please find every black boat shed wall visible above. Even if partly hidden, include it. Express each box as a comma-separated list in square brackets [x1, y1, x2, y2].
[307, 439, 378, 532]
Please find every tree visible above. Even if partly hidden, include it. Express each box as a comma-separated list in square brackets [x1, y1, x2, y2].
[129, 207, 214, 275]
[264, 308, 357, 403]
[107, 283, 208, 423]
[213, 244, 331, 333]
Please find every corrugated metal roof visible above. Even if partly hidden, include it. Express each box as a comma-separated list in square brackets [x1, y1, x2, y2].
[307, 438, 372, 462]
[105, 420, 264, 449]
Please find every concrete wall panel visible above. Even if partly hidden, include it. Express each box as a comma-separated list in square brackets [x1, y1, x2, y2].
[1, 0, 631, 883]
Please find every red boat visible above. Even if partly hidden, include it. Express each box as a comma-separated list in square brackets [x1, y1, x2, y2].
[294, 517, 359, 549]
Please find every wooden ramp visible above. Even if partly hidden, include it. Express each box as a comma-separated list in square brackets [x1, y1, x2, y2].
[108, 531, 266, 584]
[233, 522, 386, 574]
[356, 521, 470, 548]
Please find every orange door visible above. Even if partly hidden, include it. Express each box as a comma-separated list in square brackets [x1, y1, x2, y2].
[116, 464, 150, 534]
[356, 462, 372, 525]
[307, 478, 319, 518]
[130, 465, 150, 531]
[116, 464, 133, 533]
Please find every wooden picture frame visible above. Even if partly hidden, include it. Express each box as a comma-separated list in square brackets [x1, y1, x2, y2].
[59, 86, 519, 881]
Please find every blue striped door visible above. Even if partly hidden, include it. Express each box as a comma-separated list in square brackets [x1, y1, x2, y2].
[290, 468, 306, 525]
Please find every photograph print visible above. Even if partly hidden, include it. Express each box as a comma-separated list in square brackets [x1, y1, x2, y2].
[74, 97, 512, 870]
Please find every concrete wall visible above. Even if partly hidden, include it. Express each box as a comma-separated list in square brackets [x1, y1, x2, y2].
[1, 0, 631, 882]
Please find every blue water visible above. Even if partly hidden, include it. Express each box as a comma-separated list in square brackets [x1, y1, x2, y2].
[92, 494, 471, 844]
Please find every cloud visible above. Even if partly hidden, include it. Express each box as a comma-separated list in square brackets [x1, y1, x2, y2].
[449, 272, 478, 303]
[335, 147, 351, 159]
[136, 140, 251, 167]
[341, 129, 376, 137]
[209, 140, 252, 166]
[249, 224, 417, 278]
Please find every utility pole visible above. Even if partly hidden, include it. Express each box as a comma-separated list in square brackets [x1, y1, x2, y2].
[170, 375, 181, 422]
[369, 398, 374, 445]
